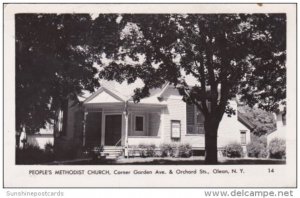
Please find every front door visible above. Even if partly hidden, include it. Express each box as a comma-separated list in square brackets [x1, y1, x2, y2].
[105, 114, 122, 146]
[85, 112, 102, 148]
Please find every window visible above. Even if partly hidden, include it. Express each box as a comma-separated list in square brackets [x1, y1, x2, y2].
[186, 104, 205, 134]
[240, 131, 246, 145]
[196, 108, 205, 124]
[135, 115, 145, 132]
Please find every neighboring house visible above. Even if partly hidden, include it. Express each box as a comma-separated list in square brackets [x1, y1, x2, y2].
[26, 122, 55, 149]
[25, 112, 63, 149]
[27, 81, 252, 157]
[267, 106, 286, 144]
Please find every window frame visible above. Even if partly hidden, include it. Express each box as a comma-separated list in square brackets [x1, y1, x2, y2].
[134, 115, 145, 133]
[186, 104, 205, 135]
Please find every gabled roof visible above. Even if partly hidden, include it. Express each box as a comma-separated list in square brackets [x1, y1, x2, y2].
[237, 113, 256, 130]
[80, 80, 167, 105]
[84, 87, 126, 104]
[157, 83, 170, 99]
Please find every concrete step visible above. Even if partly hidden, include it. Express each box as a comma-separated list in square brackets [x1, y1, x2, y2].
[106, 155, 119, 159]
[103, 149, 122, 152]
[101, 146, 123, 159]
[103, 152, 122, 159]
[103, 151, 123, 154]
[105, 153, 121, 156]
[102, 150, 123, 155]
[103, 147, 123, 150]
[105, 151, 122, 153]
[103, 146, 123, 149]
[103, 152, 122, 156]
[103, 148, 123, 152]
[103, 148, 122, 151]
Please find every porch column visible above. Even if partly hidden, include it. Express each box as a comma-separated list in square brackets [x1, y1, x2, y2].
[82, 111, 88, 147]
[123, 101, 129, 157]
[124, 113, 129, 146]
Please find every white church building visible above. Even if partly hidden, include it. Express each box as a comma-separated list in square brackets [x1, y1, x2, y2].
[26, 81, 253, 158]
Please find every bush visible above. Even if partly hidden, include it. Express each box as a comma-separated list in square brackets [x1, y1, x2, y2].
[159, 143, 176, 157]
[128, 145, 139, 157]
[44, 142, 54, 153]
[268, 138, 286, 159]
[252, 135, 267, 147]
[247, 135, 268, 158]
[138, 143, 148, 157]
[247, 142, 268, 158]
[154, 149, 162, 157]
[225, 143, 244, 158]
[131, 143, 193, 158]
[16, 144, 54, 164]
[176, 143, 192, 158]
[138, 144, 156, 157]
[89, 145, 104, 160]
[146, 144, 156, 157]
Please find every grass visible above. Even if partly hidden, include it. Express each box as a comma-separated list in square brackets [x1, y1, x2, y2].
[58, 156, 286, 165]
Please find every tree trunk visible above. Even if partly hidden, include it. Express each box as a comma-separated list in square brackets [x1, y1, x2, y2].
[61, 100, 69, 136]
[53, 109, 60, 157]
[204, 119, 220, 164]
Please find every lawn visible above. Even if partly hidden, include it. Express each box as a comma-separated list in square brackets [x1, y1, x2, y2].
[57, 156, 286, 165]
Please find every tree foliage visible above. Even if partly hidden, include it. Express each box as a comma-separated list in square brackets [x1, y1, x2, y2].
[100, 14, 286, 113]
[99, 14, 286, 163]
[16, 14, 123, 132]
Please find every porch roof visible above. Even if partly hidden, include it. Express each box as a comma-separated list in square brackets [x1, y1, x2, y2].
[80, 80, 168, 107]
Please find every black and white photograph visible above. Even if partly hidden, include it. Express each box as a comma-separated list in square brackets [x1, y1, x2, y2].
[3, 3, 297, 188]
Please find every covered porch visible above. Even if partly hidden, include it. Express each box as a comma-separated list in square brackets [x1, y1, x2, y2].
[81, 87, 166, 149]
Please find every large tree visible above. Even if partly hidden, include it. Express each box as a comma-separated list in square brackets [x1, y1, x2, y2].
[15, 14, 123, 135]
[99, 14, 286, 164]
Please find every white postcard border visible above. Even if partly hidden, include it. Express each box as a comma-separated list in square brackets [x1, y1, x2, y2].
[3, 3, 297, 188]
